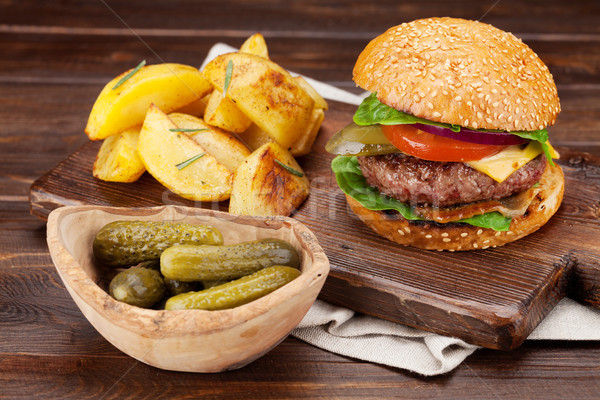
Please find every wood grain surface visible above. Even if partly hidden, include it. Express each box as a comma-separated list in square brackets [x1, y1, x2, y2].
[3, 0, 600, 398]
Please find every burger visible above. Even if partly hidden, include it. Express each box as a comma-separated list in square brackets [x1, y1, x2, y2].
[327, 17, 564, 251]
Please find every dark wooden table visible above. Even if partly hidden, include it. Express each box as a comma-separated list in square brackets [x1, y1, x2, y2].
[2, 1, 600, 398]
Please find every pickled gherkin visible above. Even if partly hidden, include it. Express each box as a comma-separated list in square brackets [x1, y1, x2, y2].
[325, 122, 398, 156]
[160, 238, 300, 282]
[165, 266, 301, 310]
[109, 267, 166, 308]
[93, 220, 223, 267]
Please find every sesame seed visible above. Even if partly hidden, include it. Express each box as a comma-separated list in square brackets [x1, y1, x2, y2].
[441, 233, 449, 237]
[443, 238, 451, 242]
[460, 232, 468, 237]
[473, 243, 479, 248]
[495, 231, 502, 237]
[477, 229, 483, 235]
[397, 229, 405, 236]
[425, 234, 433, 239]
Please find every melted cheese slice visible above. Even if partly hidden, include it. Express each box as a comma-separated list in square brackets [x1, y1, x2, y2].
[466, 141, 559, 183]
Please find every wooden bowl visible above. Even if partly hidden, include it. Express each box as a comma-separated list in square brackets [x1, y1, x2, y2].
[46, 205, 329, 372]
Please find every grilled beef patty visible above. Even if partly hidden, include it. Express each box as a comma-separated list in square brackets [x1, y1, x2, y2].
[357, 153, 546, 207]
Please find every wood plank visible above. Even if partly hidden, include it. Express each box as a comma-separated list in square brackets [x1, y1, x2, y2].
[2, 225, 599, 395]
[3, 0, 600, 396]
[2, 341, 600, 400]
[2, 0, 600, 35]
[0, 82, 597, 157]
[29, 101, 600, 350]
[1, 32, 599, 88]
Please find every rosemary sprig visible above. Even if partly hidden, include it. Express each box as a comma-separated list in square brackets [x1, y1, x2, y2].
[223, 60, 233, 96]
[176, 152, 206, 170]
[275, 159, 304, 177]
[169, 128, 209, 133]
[112, 60, 146, 90]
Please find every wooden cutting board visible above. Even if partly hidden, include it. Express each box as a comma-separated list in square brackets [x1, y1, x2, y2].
[30, 101, 600, 350]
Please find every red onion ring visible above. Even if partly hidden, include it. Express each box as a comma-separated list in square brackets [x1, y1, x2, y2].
[413, 123, 528, 146]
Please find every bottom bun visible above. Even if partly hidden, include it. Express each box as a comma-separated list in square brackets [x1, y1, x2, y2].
[346, 162, 565, 251]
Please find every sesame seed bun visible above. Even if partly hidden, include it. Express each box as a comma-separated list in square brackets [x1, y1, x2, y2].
[353, 17, 560, 131]
[346, 161, 564, 251]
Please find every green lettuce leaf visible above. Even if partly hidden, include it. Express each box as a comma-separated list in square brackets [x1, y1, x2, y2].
[353, 92, 555, 166]
[331, 155, 512, 231]
[510, 130, 555, 166]
[353, 93, 461, 131]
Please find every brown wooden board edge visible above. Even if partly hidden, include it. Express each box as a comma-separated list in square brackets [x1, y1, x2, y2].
[319, 261, 571, 350]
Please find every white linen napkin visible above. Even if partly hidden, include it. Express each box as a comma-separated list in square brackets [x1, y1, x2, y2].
[202, 43, 600, 376]
[292, 298, 600, 376]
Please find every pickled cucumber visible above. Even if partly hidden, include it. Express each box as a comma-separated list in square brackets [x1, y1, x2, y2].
[165, 266, 301, 310]
[109, 267, 166, 308]
[325, 122, 398, 156]
[160, 238, 300, 282]
[93, 220, 223, 267]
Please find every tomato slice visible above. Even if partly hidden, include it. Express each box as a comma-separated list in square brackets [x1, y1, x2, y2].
[381, 124, 507, 162]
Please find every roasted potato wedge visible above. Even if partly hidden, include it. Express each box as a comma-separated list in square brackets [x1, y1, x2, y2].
[238, 112, 323, 157]
[168, 112, 251, 172]
[173, 92, 211, 117]
[203, 90, 253, 133]
[203, 53, 315, 151]
[229, 142, 309, 217]
[289, 107, 325, 156]
[86, 63, 212, 140]
[93, 126, 145, 182]
[293, 76, 328, 110]
[237, 123, 274, 152]
[138, 105, 232, 202]
[204, 33, 268, 132]
[239, 33, 269, 59]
